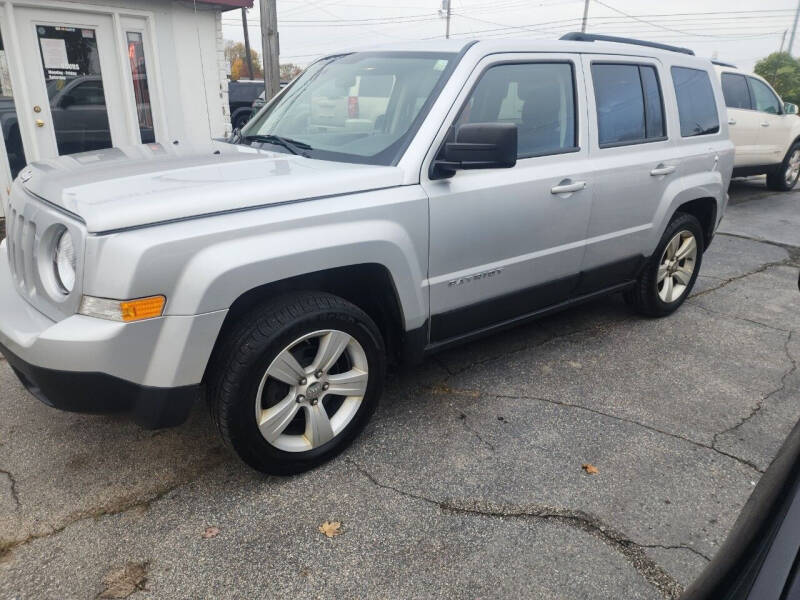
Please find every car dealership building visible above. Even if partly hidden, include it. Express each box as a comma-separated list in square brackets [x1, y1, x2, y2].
[0, 0, 252, 217]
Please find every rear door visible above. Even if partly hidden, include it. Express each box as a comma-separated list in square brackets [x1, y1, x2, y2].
[579, 55, 675, 289]
[720, 71, 760, 166]
[421, 54, 593, 343]
[747, 76, 791, 165]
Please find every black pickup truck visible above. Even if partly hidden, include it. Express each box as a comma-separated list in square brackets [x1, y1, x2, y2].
[228, 80, 266, 130]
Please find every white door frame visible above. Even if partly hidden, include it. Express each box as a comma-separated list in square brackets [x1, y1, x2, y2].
[0, 0, 167, 216]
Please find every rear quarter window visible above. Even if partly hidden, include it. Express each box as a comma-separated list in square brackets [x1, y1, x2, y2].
[671, 66, 720, 137]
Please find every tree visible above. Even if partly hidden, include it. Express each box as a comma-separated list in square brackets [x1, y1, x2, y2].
[224, 40, 263, 80]
[280, 63, 303, 81]
[754, 52, 800, 106]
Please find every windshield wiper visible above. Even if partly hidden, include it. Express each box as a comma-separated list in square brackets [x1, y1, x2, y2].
[242, 134, 312, 156]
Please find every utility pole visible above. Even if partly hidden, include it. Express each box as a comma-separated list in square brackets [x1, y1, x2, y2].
[581, 0, 590, 33]
[260, 0, 280, 100]
[241, 8, 255, 79]
[780, 29, 788, 53]
[439, 0, 451, 39]
[789, 0, 800, 56]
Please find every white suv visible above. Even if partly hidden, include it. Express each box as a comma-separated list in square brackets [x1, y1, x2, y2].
[716, 63, 800, 190]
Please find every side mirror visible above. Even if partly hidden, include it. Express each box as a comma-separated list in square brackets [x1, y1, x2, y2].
[785, 102, 799, 115]
[431, 122, 517, 179]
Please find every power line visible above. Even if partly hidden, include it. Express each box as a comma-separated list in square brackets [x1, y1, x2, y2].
[591, 0, 764, 38]
[228, 4, 797, 64]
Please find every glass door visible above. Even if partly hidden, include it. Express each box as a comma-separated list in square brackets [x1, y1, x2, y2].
[0, 27, 26, 180]
[14, 8, 130, 158]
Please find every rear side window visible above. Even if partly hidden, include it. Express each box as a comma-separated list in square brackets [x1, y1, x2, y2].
[721, 73, 751, 109]
[748, 77, 782, 114]
[591, 63, 665, 147]
[671, 67, 720, 137]
[456, 62, 577, 158]
[641, 66, 665, 139]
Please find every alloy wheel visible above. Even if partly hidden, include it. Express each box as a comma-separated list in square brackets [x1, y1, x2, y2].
[255, 330, 369, 452]
[657, 230, 697, 303]
[786, 149, 800, 186]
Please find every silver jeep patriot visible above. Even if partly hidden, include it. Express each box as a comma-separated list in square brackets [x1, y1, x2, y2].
[0, 35, 733, 474]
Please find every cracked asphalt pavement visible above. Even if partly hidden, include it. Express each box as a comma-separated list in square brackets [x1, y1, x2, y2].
[1, 177, 799, 599]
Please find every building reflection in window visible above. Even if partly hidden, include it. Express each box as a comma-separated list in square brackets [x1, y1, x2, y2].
[127, 32, 155, 144]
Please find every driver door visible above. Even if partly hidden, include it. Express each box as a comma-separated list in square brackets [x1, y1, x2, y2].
[421, 54, 593, 343]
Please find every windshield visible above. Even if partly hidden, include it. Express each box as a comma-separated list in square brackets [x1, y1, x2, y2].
[242, 52, 455, 165]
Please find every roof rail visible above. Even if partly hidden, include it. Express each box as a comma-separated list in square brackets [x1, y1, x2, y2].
[560, 32, 695, 56]
[711, 60, 738, 68]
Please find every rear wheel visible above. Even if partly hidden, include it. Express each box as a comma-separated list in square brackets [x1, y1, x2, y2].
[625, 212, 703, 317]
[207, 292, 385, 474]
[766, 142, 800, 191]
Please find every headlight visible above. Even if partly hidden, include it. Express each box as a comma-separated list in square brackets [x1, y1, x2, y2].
[53, 229, 76, 294]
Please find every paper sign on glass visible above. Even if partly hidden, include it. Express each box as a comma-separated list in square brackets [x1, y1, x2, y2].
[39, 38, 69, 69]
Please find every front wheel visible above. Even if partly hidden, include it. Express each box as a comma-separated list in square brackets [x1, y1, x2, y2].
[625, 212, 703, 317]
[232, 112, 252, 131]
[207, 292, 385, 474]
[766, 142, 800, 191]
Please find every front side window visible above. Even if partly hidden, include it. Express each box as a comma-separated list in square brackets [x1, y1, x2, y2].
[671, 66, 720, 137]
[721, 73, 751, 109]
[455, 62, 577, 158]
[748, 77, 782, 114]
[592, 63, 665, 147]
[243, 52, 455, 165]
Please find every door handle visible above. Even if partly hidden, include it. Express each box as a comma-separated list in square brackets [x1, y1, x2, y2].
[728, 118, 736, 125]
[761, 122, 770, 127]
[550, 180, 586, 194]
[650, 165, 676, 176]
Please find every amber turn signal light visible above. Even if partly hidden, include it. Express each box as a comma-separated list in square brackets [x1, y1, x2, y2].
[120, 296, 166, 322]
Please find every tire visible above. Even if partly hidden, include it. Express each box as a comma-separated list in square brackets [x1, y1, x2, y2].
[206, 292, 385, 474]
[232, 113, 251, 131]
[625, 212, 703, 317]
[766, 142, 800, 191]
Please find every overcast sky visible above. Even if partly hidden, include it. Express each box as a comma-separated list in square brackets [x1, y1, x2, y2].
[221, 0, 800, 73]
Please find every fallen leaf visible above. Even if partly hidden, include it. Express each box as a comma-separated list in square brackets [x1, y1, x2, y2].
[319, 520, 342, 538]
[202, 526, 220, 539]
[582, 463, 599, 475]
[99, 561, 149, 599]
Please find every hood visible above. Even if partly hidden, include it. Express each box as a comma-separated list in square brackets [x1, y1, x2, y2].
[19, 141, 404, 233]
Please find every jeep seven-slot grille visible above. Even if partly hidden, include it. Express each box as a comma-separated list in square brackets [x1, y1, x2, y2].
[6, 207, 37, 294]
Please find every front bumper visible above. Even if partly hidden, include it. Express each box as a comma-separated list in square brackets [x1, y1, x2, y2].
[0, 341, 199, 428]
[0, 239, 227, 427]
